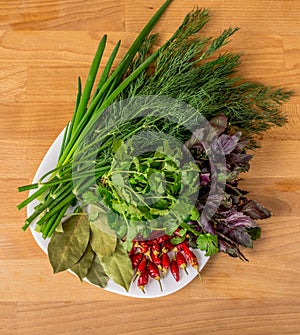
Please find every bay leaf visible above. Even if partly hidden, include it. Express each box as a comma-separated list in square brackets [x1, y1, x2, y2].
[90, 210, 117, 257]
[100, 240, 133, 292]
[70, 244, 94, 281]
[86, 254, 109, 288]
[48, 214, 90, 273]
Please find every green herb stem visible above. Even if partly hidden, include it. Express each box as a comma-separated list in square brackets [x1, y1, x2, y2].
[18, 185, 49, 210]
[44, 204, 69, 238]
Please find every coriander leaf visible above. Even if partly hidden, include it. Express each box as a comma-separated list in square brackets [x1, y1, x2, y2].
[170, 235, 186, 245]
[190, 207, 200, 221]
[178, 228, 187, 237]
[111, 173, 125, 187]
[82, 191, 100, 205]
[112, 139, 123, 153]
[196, 233, 219, 256]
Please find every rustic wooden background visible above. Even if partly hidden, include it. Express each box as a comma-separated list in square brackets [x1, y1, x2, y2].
[1, 1, 299, 334]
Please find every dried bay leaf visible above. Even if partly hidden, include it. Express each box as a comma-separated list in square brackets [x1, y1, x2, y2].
[86, 254, 109, 288]
[48, 214, 90, 273]
[70, 244, 95, 281]
[90, 206, 117, 257]
[100, 240, 133, 291]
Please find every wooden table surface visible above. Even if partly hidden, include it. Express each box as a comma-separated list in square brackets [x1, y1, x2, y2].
[1, 1, 299, 334]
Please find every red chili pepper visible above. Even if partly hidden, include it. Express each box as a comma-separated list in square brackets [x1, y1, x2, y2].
[182, 248, 200, 273]
[150, 251, 162, 270]
[139, 241, 150, 255]
[137, 270, 149, 293]
[176, 251, 188, 275]
[161, 252, 170, 277]
[170, 259, 180, 282]
[128, 245, 137, 257]
[151, 243, 161, 256]
[148, 261, 163, 291]
[177, 241, 190, 252]
[162, 241, 177, 253]
[130, 252, 143, 269]
[133, 255, 148, 282]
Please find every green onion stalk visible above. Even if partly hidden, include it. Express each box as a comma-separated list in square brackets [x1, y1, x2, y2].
[17, 0, 174, 237]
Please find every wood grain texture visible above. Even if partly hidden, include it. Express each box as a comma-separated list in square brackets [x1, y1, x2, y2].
[0, 1, 299, 334]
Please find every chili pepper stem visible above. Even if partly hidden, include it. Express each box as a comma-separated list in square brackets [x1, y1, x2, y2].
[133, 273, 139, 283]
[195, 269, 202, 281]
[158, 279, 163, 292]
[184, 268, 189, 275]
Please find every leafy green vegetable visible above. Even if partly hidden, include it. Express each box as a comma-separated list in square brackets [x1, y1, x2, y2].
[99, 240, 133, 291]
[70, 244, 95, 281]
[196, 233, 219, 256]
[48, 214, 90, 273]
[89, 207, 117, 257]
[247, 227, 261, 241]
[86, 254, 109, 288]
[170, 235, 186, 245]
[99, 140, 198, 241]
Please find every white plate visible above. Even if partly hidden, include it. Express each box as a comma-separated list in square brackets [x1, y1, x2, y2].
[27, 129, 210, 298]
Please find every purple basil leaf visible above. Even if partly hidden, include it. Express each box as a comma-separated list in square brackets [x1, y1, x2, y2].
[219, 210, 259, 248]
[184, 128, 205, 149]
[228, 153, 253, 165]
[240, 199, 271, 220]
[200, 212, 216, 235]
[217, 233, 248, 261]
[200, 172, 210, 185]
[219, 132, 241, 155]
[224, 226, 253, 248]
[235, 138, 249, 151]
[222, 210, 258, 229]
[209, 113, 228, 136]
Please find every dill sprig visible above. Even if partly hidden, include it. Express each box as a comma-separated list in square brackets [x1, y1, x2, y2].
[122, 8, 293, 146]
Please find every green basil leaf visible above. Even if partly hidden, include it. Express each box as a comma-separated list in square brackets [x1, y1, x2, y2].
[86, 254, 109, 288]
[48, 214, 90, 273]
